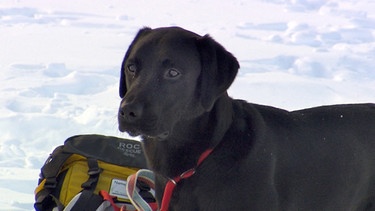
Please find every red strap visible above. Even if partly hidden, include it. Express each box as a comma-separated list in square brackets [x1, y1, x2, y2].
[160, 148, 214, 211]
[99, 190, 121, 211]
[197, 149, 213, 166]
[149, 202, 159, 211]
[160, 181, 176, 211]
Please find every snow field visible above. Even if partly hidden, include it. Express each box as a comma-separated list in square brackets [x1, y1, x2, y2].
[0, 0, 374, 210]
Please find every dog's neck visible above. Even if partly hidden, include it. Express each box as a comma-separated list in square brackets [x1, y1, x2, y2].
[142, 93, 233, 178]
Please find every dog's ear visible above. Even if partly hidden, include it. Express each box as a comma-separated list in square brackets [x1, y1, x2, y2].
[196, 35, 239, 110]
[119, 27, 152, 98]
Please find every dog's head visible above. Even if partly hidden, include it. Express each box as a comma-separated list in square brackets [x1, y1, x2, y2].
[118, 26, 239, 140]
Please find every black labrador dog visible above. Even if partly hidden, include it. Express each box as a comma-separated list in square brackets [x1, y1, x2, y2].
[118, 26, 375, 210]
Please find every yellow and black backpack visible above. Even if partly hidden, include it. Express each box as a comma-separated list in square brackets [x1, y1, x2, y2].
[34, 134, 155, 211]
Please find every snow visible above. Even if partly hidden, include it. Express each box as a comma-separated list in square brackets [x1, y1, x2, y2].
[0, 0, 374, 210]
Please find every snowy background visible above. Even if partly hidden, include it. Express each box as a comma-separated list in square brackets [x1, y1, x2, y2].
[1, 0, 374, 210]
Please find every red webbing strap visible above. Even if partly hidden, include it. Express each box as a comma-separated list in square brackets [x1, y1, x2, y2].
[197, 149, 213, 165]
[160, 181, 177, 211]
[149, 202, 159, 211]
[160, 148, 214, 211]
[99, 190, 121, 211]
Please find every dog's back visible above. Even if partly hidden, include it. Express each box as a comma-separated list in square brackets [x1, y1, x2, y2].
[248, 103, 375, 210]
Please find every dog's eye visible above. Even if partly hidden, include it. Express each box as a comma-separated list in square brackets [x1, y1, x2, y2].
[127, 64, 137, 74]
[165, 68, 180, 78]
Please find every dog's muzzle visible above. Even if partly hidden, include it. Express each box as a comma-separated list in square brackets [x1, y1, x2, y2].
[118, 100, 170, 140]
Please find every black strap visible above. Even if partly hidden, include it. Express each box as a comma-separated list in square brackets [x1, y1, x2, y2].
[41, 146, 71, 187]
[50, 194, 65, 211]
[69, 190, 104, 211]
[81, 158, 102, 190]
[35, 146, 72, 211]
[68, 158, 103, 211]
[34, 189, 54, 211]
[137, 180, 157, 203]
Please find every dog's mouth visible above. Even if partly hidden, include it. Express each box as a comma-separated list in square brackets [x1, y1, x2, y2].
[123, 128, 141, 137]
[119, 125, 170, 140]
[118, 109, 171, 140]
[132, 130, 170, 141]
[143, 131, 170, 140]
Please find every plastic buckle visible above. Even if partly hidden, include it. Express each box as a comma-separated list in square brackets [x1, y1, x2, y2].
[88, 167, 102, 176]
[44, 177, 57, 189]
[179, 168, 196, 179]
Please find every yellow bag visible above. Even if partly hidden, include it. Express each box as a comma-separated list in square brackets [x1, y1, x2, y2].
[34, 134, 154, 211]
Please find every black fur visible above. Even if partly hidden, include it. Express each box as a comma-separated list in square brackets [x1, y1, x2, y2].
[118, 26, 375, 210]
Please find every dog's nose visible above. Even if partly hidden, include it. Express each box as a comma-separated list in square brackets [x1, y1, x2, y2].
[119, 101, 143, 122]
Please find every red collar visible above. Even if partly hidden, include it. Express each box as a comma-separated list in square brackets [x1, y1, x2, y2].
[160, 148, 214, 211]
